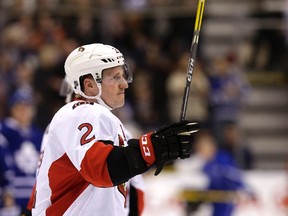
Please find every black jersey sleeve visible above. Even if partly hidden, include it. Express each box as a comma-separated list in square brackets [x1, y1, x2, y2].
[106, 143, 149, 186]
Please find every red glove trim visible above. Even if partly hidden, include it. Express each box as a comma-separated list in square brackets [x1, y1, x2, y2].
[139, 132, 156, 166]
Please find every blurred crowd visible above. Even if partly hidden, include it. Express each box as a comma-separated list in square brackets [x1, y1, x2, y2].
[0, 0, 288, 215]
[0, 0, 287, 130]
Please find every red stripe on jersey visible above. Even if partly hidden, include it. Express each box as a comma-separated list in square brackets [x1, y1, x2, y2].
[136, 189, 145, 215]
[80, 141, 114, 187]
[47, 154, 90, 216]
[27, 183, 36, 210]
[118, 134, 124, 147]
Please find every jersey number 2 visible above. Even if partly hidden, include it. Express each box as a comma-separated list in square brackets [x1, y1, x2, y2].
[78, 123, 95, 145]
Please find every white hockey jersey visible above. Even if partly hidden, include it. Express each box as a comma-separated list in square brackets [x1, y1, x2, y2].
[32, 100, 131, 216]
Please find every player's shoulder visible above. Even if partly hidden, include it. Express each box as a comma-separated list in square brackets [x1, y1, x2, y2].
[70, 100, 111, 115]
[55, 100, 112, 120]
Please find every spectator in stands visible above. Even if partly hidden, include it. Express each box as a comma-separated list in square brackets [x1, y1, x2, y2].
[207, 54, 251, 143]
[166, 52, 210, 127]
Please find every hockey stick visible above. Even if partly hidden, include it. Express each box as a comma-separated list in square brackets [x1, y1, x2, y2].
[180, 0, 206, 122]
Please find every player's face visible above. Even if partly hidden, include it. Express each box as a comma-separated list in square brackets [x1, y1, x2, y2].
[101, 66, 129, 109]
[11, 103, 35, 127]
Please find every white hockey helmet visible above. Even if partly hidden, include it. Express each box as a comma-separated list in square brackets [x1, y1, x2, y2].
[64, 43, 132, 99]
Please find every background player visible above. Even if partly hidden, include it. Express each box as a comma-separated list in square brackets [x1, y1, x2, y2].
[0, 87, 43, 215]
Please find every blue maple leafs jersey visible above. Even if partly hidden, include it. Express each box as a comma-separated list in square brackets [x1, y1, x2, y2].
[0, 117, 43, 209]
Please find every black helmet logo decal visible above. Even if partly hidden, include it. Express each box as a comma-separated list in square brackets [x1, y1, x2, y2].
[78, 46, 85, 52]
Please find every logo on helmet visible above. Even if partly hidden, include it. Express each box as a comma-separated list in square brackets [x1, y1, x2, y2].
[78, 46, 85, 52]
[112, 47, 120, 53]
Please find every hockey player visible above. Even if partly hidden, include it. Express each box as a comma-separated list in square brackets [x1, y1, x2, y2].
[32, 43, 199, 216]
[27, 76, 145, 215]
[0, 87, 43, 215]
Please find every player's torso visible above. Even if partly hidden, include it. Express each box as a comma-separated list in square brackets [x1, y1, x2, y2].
[34, 101, 128, 216]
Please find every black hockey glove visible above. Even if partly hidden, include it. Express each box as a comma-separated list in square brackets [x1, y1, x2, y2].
[131, 121, 199, 176]
[151, 121, 199, 175]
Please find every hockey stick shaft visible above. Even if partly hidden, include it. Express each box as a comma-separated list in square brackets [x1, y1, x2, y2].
[180, 0, 206, 122]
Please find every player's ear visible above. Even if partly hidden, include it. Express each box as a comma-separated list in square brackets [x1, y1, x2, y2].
[83, 77, 98, 95]
[85, 79, 93, 88]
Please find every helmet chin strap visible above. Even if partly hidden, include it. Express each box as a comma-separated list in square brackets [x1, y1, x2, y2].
[79, 83, 113, 111]
[95, 83, 113, 111]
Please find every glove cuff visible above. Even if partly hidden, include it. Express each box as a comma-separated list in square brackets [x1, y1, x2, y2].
[139, 132, 156, 166]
